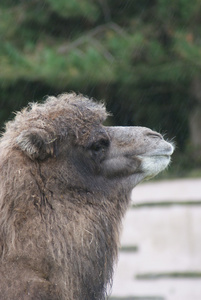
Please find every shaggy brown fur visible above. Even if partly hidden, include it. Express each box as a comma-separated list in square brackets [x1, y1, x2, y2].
[0, 93, 174, 300]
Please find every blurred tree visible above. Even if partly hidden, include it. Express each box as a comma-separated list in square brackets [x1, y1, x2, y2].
[0, 0, 201, 169]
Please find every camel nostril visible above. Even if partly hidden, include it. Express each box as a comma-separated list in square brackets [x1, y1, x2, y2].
[146, 131, 163, 140]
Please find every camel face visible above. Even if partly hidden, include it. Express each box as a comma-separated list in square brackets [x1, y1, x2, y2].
[102, 126, 174, 181]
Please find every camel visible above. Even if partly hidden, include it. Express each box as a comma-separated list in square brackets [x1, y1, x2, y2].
[0, 93, 174, 299]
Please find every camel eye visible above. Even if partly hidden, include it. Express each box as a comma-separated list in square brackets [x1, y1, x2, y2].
[90, 138, 110, 153]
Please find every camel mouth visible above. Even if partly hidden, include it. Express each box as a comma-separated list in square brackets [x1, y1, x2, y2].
[150, 154, 171, 159]
[139, 142, 175, 158]
[138, 153, 172, 160]
[138, 152, 172, 178]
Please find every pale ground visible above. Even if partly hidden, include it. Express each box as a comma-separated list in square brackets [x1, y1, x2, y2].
[110, 178, 201, 300]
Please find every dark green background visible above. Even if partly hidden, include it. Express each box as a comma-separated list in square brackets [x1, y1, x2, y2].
[1, 0, 201, 175]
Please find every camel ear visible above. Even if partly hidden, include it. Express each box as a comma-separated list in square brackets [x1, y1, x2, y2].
[16, 129, 57, 160]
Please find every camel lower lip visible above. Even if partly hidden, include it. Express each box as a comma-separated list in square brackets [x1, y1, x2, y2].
[153, 154, 170, 157]
[138, 154, 170, 158]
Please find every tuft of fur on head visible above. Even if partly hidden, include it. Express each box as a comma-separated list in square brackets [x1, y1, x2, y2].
[1, 93, 108, 161]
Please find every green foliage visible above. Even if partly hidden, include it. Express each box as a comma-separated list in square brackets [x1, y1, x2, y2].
[157, 0, 200, 24]
[174, 31, 201, 69]
[46, 0, 100, 21]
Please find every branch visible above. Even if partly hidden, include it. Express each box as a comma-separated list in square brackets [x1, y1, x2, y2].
[109, 22, 129, 38]
[57, 22, 129, 55]
[57, 24, 109, 54]
[89, 37, 115, 62]
[97, 0, 111, 22]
